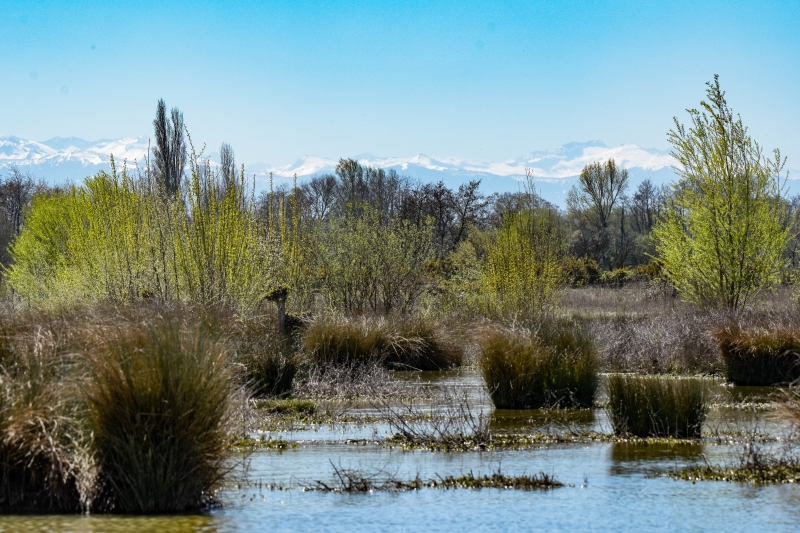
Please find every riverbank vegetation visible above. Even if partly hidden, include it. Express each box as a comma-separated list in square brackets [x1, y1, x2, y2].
[1, 78, 800, 513]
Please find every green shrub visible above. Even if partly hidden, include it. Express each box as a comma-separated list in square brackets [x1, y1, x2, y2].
[712, 323, 800, 385]
[301, 315, 462, 371]
[85, 318, 237, 513]
[478, 320, 599, 409]
[606, 375, 708, 438]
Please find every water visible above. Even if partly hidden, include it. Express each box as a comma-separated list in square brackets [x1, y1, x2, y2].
[1, 372, 797, 532]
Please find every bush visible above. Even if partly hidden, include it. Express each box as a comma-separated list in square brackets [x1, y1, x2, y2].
[606, 375, 708, 438]
[712, 323, 800, 385]
[478, 320, 599, 409]
[301, 315, 462, 371]
[0, 317, 85, 512]
[222, 313, 298, 398]
[85, 317, 237, 513]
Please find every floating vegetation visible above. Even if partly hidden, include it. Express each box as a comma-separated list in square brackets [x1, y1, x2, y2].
[673, 464, 800, 484]
[304, 463, 562, 492]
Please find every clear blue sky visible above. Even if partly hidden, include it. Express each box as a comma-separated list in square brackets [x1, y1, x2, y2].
[2, 0, 799, 167]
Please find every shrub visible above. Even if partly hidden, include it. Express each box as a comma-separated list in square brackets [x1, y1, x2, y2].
[606, 375, 708, 438]
[222, 313, 298, 398]
[84, 318, 237, 513]
[478, 320, 599, 409]
[301, 315, 462, 371]
[712, 323, 800, 385]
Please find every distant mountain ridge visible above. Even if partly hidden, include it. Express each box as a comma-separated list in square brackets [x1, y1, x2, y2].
[0, 135, 680, 204]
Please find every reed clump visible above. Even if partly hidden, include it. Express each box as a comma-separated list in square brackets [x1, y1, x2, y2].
[478, 320, 599, 409]
[0, 318, 87, 513]
[606, 375, 708, 438]
[301, 314, 463, 371]
[712, 322, 800, 385]
[220, 312, 298, 398]
[84, 317, 238, 513]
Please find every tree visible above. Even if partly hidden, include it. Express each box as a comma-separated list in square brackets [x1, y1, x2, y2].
[152, 99, 186, 196]
[653, 75, 788, 310]
[567, 159, 629, 230]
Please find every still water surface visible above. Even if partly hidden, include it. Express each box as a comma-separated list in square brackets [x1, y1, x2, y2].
[0, 373, 796, 532]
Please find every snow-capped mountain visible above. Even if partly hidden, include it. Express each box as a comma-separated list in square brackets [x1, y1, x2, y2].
[0, 135, 679, 204]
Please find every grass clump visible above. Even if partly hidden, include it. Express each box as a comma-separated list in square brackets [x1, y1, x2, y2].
[712, 322, 800, 385]
[85, 317, 238, 513]
[301, 314, 462, 371]
[606, 375, 708, 438]
[0, 319, 86, 513]
[478, 320, 599, 409]
[222, 313, 298, 398]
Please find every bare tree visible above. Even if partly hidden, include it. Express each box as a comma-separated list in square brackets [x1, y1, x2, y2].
[219, 142, 236, 193]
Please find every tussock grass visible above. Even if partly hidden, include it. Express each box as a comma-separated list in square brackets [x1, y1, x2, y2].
[301, 314, 463, 371]
[606, 375, 708, 438]
[85, 317, 238, 513]
[478, 320, 599, 409]
[713, 322, 800, 385]
[0, 318, 86, 512]
[219, 312, 298, 398]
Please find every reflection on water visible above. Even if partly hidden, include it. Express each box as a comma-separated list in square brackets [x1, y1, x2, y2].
[0, 515, 223, 533]
[3, 372, 799, 532]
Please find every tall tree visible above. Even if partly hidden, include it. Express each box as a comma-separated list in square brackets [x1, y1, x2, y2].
[653, 75, 788, 309]
[568, 159, 629, 229]
[152, 99, 186, 196]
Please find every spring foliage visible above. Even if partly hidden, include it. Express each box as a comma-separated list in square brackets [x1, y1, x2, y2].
[7, 156, 279, 308]
[653, 76, 788, 309]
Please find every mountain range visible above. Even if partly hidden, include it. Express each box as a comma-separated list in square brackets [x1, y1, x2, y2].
[0, 135, 683, 205]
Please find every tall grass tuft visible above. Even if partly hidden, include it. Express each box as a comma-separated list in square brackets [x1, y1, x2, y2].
[223, 312, 298, 397]
[606, 375, 708, 438]
[478, 320, 599, 409]
[85, 318, 237, 513]
[0, 321, 86, 512]
[301, 315, 463, 371]
[712, 322, 800, 385]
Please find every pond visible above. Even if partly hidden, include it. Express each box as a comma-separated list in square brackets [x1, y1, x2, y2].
[0, 372, 796, 532]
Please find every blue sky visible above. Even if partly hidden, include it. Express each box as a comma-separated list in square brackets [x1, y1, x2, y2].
[2, 0, 799, 168]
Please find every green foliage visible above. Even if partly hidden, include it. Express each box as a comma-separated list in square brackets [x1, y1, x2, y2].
[606, 375, 708, 438]
[712, 323, 800, 385]
[301, 314, 462, 370]
[85, 317, 236, 513]
[478, 320, 599, 409]
[561, 255, 600, 287]
[484, 206, 564, 318]
[320, 205, 434, 314]
[7, 156, 278, 308]
[653, 76, 789, 309]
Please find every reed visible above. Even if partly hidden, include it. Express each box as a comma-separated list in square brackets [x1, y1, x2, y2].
[713, 322, 800, 385]
[84, 317, 238, 513]
[478, 320, 599, 409]
[301, 314, 462, 371]
[606, 375, 708, 438]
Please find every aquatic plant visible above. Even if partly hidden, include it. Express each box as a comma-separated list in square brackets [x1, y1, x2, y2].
[84, 317, 238, 513]
[712, 322, 800, 385]
[301, 314, 462, 371]
[478, 320, 599, 409]
[606, 375, 708, 438]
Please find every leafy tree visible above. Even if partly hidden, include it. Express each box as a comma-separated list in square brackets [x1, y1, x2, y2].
[653, 76, 788, 309]
[567, 159, 629, 230]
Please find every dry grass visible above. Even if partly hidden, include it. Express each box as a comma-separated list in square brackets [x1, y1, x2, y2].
[606, 375, 709, 438]
[478, 320, 599, 409]
[84, 317, 239, 513]
[301, 314, 463, 371]
[713, 316, 800, 385]
[0, 304, 244, 514]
